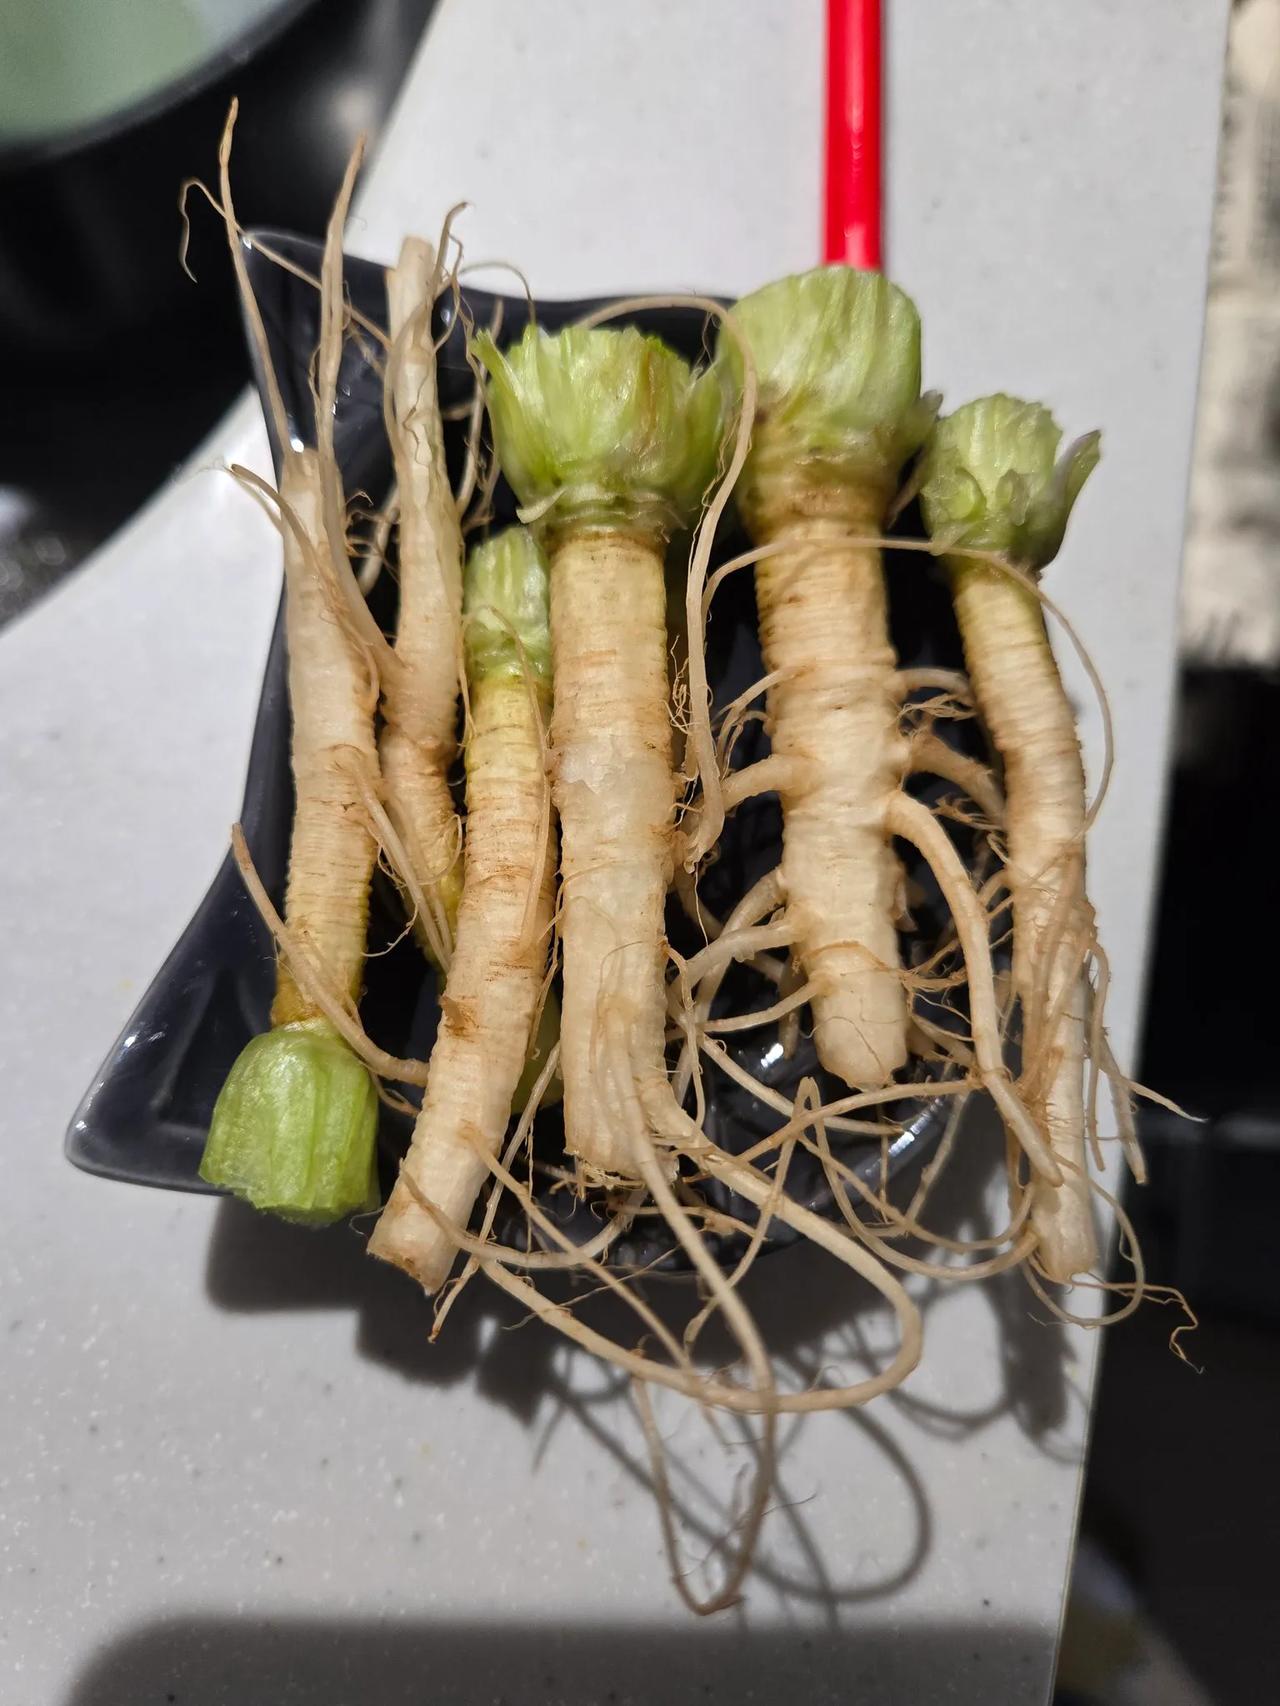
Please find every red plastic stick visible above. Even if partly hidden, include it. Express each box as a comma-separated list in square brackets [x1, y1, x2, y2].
[823, 0, 883, 269]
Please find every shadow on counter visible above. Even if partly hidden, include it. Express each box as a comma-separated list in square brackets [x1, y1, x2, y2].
[64, 1613, 1053, 1706]
[202, 1101, 1074, 1443]
[203, 1195, 944, 1612]
[200, 1107, 1083, 1614]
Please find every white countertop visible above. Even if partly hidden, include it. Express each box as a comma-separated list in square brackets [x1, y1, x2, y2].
[0, 3, 1227, 1702]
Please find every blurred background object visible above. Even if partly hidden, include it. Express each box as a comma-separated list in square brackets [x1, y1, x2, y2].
[0, 0, 436, 627]
[1132, 0, 1280, 1315]
[1181, 0, 1280, 669]
[1065, 4, 1280, 1702]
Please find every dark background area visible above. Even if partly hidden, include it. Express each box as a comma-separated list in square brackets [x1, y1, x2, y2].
[0, 0, 436, 624]
[1069, 663, 1280, 1705]
[4, 2, 1275, 1703]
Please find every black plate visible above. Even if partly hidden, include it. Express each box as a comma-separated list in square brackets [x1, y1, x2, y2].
[68, 232, 979, 1272]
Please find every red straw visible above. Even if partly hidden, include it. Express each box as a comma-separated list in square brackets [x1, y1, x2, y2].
[823, 0, 883, 269]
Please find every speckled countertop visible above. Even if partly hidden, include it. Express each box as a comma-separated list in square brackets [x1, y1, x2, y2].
[0, 4, 1227, 1702]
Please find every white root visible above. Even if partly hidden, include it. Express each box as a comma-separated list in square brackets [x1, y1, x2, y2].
[380, 234, 468, 955]
[751, 509, 910, 1088]
[549, 530, 677, 1184]
[369, 673, 556, 1292]
[948, 558, 1097, 1279]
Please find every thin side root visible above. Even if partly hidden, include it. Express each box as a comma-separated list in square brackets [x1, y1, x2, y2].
[907, 731, 1005, 825]
[885, 792, 1059, 1183]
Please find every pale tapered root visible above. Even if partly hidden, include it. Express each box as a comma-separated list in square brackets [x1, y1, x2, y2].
[548, 530, 677, 1184]
[379, 234, 467, 946]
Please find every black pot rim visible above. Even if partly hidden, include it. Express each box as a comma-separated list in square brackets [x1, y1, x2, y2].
[0, 0, 317, 175]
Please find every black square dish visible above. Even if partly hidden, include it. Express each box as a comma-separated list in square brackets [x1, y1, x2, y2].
[67, 232, 972, 1270]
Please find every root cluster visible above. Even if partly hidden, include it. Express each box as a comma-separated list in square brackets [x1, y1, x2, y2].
[210, 121, 1191, 1613]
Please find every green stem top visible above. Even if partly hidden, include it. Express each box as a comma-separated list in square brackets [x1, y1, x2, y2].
[464, 527, 552, 690]
[199, 1019, 379, 1225]
[715, 265, 936, 527]
[919, 394, 1100, 573]
[474, 322, 722, 541]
